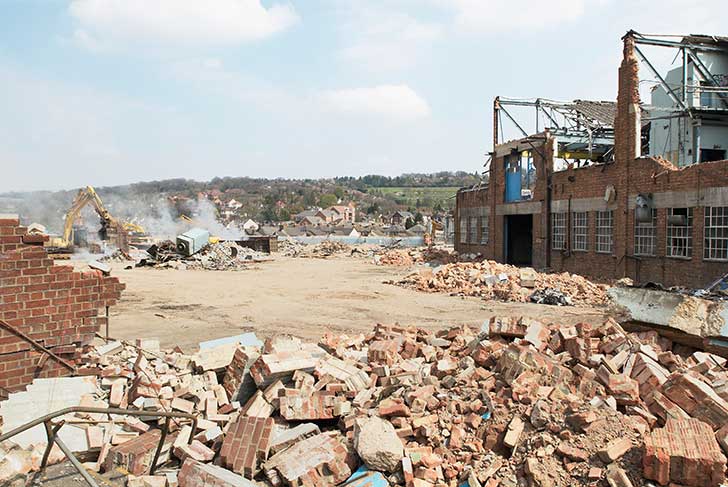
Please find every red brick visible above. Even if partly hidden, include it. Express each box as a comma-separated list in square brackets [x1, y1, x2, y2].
[643, 419, 726, 486]
[219, 416, 274, 479]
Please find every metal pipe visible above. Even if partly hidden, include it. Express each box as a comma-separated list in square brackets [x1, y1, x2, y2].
[0, 319, 76, 372]
[40, 420, 64, 469]
[150, 417, 170, 474]
[52, 434, 100, 487]
[0, 407, 197, 443]
[105, 306, 110, 341]
[682, 47, 688, 105]
[0, 407, 199, 487]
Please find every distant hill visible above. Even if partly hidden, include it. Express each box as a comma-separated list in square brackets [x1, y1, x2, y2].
[0, 172, 481, 232]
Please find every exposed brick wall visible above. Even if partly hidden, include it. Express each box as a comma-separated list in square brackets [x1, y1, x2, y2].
[0, 216, 125, 392]
[455, 32, 728, 288]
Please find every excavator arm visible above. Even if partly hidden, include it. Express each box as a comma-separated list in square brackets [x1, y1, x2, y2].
[61, 186, 128, 252]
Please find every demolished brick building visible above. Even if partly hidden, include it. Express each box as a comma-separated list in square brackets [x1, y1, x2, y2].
[0, 215, 125, 395]
[455, 31, 728, 288]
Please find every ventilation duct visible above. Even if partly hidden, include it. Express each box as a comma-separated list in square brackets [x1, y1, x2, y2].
[635, 194, 653, 223]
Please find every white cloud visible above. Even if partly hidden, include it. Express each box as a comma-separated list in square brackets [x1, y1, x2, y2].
[69, 0, 298, 47]
[339, 8, 442, 71]
[436, 0, 589, 32]
[70, 28, 109, 52]
[320, 85, 431, 121]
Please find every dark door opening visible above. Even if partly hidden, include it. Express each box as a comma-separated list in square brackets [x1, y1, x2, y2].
[505, 214, 533, 266]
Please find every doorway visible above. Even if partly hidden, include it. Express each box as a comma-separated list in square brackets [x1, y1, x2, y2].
[505, 214, 533, 266]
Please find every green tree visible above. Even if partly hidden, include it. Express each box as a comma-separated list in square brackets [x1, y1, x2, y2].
[414, 212, 423, 223]
[318, 193, 337, 208]
[333, 186, 345, 199]
[405, 217, 415, 229]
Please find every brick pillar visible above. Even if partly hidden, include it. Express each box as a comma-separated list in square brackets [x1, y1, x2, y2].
[615, 32, 641, 164]
[614, 32, 642, 279]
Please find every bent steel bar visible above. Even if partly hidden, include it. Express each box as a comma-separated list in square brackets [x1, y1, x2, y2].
[0, 406, 198, 487]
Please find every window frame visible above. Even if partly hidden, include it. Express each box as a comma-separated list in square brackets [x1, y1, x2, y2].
[704, 206, 728, 262]
[596, 210, 614, 254]
[666, 207, 693, 260]
[480, 215, 489, 245]
[468, 216, 478, 244]
[551, 212, 567, 251]
[572, 211, 588, 252]
[634, 208, 657, 256]
[459, 217, 467, 244]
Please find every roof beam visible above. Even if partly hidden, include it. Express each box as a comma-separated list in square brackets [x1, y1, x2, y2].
[633, 45, 691, 115]
[632, 33, 728, 53]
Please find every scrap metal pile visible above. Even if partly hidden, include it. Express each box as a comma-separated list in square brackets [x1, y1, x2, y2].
[390, 261, 609, 306]
[137, 240, 269, 270]
[2, 317, 727, 486]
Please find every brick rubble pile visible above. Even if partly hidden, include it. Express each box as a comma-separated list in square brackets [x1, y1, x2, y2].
[2, 316, 728, 486]
[375, 249, 416, 266]
[279, 240, 352, 258]
[390, 261, 609, 306]
[375, 247, 468, 267]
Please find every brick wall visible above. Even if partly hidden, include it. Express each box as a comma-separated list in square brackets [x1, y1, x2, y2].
[0, 216, 125, 393]
[455, 32, 728, 288]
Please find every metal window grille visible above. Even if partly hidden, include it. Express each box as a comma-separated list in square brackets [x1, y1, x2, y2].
[634, 209, 657, 256]
[572, 212, 588, 251]
[596, 210, 614, 254]
[468, 217, 478, 244]
[552, 213, 566, 250]
[704, 206, 728, 261]
[480, 215, 489, 244]
[459, 217, 467, 244]
[666, 208, 693, 259]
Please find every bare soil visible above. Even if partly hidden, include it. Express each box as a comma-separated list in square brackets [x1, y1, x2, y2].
[108, 256, 609, 351]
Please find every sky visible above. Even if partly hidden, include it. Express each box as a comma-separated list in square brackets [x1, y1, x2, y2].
[1, 0, 726, 192]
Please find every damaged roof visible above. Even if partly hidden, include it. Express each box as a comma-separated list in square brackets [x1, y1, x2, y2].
[572, 100, 617, 127]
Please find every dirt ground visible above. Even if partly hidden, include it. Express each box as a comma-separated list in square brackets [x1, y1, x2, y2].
[108, 256, 610, 351]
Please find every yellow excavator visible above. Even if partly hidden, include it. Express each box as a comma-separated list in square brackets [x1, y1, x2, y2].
[47, 186, 129, 255]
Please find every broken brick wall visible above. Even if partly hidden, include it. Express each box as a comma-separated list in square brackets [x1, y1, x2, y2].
[455, 33, 728, 288]
[456, 137, 551, 270]
[0, 215, 125, 393]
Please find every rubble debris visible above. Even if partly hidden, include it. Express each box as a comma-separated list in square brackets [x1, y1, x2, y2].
[279, 239, 353, 258]
[138, 240, 269, 270]
[220, 416, 273, 477]
[178, 459, 258, 487]
[374, 246, 469, 267]
[530, 287, 573, 306]
[105, 429, 178, 475]
[609, 285, 728, 357]
[390, 260, 608, 306]
[3, 313, 728, 486]
[99, 248, 133, 262]
[374, 249, 415, 266]
[353, 417, 403, 473]
[643, 419, 726, 486]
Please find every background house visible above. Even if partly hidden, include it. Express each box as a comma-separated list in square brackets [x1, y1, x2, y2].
[391, 211, 413, 226]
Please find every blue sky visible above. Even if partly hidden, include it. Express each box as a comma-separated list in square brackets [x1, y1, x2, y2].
[1, 0, 725, 191]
